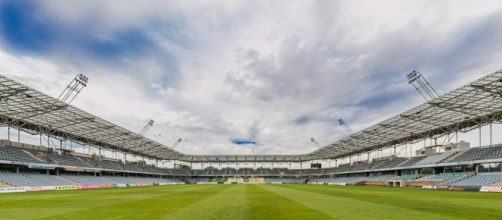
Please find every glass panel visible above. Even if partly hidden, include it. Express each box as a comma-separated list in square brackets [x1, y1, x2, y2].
[478, 163, 490, 173]
[489, 163, 502, 172]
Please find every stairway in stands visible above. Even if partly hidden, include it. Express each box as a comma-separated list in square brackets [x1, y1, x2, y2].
[21, 149, 46, 163]
[443, 150, 467, 163]
[55, 176, 77, 185]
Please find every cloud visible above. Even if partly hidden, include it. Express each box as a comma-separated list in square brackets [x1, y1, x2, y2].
[1, 0, 502, 160]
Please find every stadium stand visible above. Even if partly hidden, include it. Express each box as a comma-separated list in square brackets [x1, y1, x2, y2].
[397, 156, 427, 167]
[81, 158, 123, 170]
[451, 173, 502, 187]
[0, 170, 71, 186]
[61, 174, 115, 185]
[264, 177, 303, 183]
[0, 140, 502, 191]
[427, 173, 468, 181]
[491, 181, 502, 186]
[371, 158, 408, 170]
[45, 153, 92, 167]
[390, 174, 422, 180]
[212, 169, 225, 175]
[0, 146, 43, 163]
[414, 151, 457, 166]
[366, 175, 396, 181]
[449, 145, 502, 163]
[322, 176, 368, 185]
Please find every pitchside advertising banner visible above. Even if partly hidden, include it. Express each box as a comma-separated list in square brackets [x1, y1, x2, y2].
[0, 182, 177, 193]
[480, 186, 502, 193]
[55, 185, 78, 190]
[77, 184, 114, 190]
[0, 187, 27, 193]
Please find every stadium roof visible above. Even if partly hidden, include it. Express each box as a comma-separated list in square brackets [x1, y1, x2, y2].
[0, 75, 184, 160]
[1, 70, 502, 162]
[306, 70, 502, 160]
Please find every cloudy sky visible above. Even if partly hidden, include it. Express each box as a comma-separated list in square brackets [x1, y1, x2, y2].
[1, 0, 502, 156]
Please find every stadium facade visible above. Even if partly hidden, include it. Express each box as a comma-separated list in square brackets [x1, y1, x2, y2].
[0, 71, 502, 193]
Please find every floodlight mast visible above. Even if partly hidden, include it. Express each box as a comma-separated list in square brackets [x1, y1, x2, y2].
[310, 137, 322, 148]
[139, 119, 154, 136]
[338, 118, 354, 134]
[407, 70, 439, 101]
[58, 74, 88, 104]
[171, 137, 183, 148]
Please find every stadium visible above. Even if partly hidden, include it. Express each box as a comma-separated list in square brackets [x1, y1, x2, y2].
[2, 1, 502, 220]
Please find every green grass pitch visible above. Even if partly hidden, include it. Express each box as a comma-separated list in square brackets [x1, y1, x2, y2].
[0, 184, 501, 220]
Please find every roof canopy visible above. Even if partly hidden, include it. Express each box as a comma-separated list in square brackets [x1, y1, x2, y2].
[1, 70, 501, 162]
[306, 70, 502, 160]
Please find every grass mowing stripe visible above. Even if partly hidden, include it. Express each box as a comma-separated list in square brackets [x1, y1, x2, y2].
[266, 184, 457, 220]
[0, 186, 183, 219]
[1, 184, 501, 220]
[161, 185, 249, 220]
[280, 184, 502, 219]
[36, 185, 226, 220]
[247, 184, 335, 220]
[0, 185, 222, 220]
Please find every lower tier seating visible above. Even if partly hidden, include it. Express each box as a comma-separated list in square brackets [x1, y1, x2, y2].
[451, 173, 502, 187]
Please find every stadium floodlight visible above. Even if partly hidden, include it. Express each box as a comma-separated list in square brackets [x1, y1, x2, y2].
[310, 137, 322, 148]
[171, 137, 183, 148]
[139, 119, 155, 136]
[338, 119, 354, 134]
[58, 74, 88, 104]
[407, 70, 439, 101]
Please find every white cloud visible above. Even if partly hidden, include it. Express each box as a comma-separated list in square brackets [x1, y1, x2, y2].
[1, 0, 502, 159]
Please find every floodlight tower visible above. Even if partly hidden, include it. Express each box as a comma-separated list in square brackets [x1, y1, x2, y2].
[310, 137, 322, 148]
[171, 137, 183, 148]
[407, 70, 439, 101]
[50, 74, 88, 150]
[338, 118, 354, 134]
[139, 119, 155, 136]
[58, 74, 88, 104]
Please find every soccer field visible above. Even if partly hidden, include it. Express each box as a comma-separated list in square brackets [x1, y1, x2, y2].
[1, 185, 501, 220]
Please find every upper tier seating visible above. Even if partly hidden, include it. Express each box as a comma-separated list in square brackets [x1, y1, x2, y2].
[450, 145, 502, 163]
[397, 156, 426, 167]
[372, 157, 408, 169]
[80, 157, 123, 170]
[45, 153, 91, 167]
[122, 163, 145, 172]
[212, 169, 225, 175]
[348, 162, 372, 172]
[192, 169, 205, 176]
[170, 169, 190, 175]
[415, 151, 457, 166]
[0, 146, 41, 163]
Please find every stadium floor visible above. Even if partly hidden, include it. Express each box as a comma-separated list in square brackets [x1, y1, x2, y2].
[1, 184, 501, 220]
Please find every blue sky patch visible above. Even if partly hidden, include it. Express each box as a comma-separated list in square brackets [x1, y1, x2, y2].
[0, 1, 54, 53]
[231, 138, 257, 145]
[294, 115, 310, 125]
